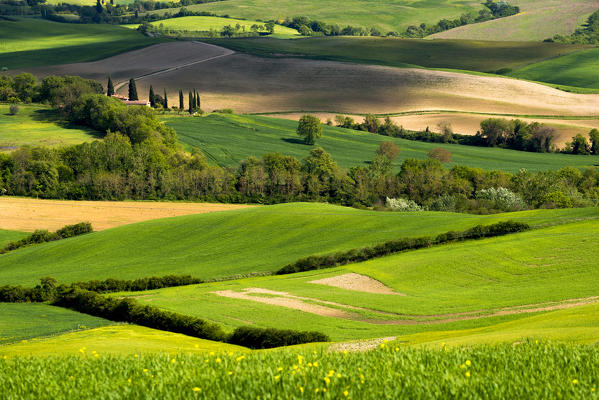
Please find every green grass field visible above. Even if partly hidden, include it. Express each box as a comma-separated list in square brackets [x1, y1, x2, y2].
[510, 47, 599, 90]
[0, 303, 111, 344]
[2, 342, 597, 399]
[1, 203, 597, 287]
[0, 229, 27, 248]
[0, 17, 161, 69]
[0, 325, 246, 356]
[166, 114, 599, 173]
[0, 104, 100, 150]
[117, 219, 599, 340]
[147, 0, 485, 34]
[123, 16, 299, 38]
[204, 36, 588, 75]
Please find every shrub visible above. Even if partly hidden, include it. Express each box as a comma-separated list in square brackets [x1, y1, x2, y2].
[56, 222, 93, 239]
[385, 197, 422, 212]
[228, 326, 329, 349]
[476, 187, 526, 211]
[428, 148, 452, 163]
[9, 104, 19, 115]
[0, 222, 93, 254]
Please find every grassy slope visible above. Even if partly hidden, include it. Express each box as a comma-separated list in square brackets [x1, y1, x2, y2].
[0, 229, 27, 248]
[127, 219, 599, 340]
[123, 16, 299, 38]
[430, 0, 598, 42]
[147, 0, 483, 33]
[203, 36, 587, 74]
[0, 104, 100, 150]
[510, 48, 599, 90]
[0, 204, 596, 286]
[166, 114, 599, 173]
[0, 303, 111, 344]
[397, 302, 599, 346]
[0, 325, 246, 355]
[0, 17, 161, 69]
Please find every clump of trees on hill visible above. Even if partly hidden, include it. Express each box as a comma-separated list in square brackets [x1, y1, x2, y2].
[549, 9, 599, 44]
[0, 222, 92, 254]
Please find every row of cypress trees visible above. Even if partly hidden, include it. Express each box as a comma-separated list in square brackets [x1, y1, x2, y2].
[106, 77, 201, 112]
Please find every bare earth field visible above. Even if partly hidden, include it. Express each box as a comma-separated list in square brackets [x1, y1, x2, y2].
[272, 112, 599, 147]
[0, 197, 252, 232]
[25, 42, 599, 122]
[430, 0, 598, 41]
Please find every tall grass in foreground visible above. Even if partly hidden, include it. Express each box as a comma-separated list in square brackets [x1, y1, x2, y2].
[1, 341, 597, 399]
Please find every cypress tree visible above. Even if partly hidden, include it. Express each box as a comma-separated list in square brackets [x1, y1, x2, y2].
[163, 89, 168, 109]
[149, 85, 155, 107]
[197, 92, 201, 111]
[179, 89, 184, 110]
[193, 89, 197, 109]
[107, 77, 114, 97]
[188, 91, 193, 114]
[128, 79, 138, 101]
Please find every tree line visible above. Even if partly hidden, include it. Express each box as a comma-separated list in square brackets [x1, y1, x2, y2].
[549, 9, 599, 44]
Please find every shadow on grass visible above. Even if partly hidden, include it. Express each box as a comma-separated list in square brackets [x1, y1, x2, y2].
[281, 137, 308, 145]
[31, 109, 104, 139]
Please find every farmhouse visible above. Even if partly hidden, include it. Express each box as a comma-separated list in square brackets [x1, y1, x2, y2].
[110, 94, 150, 106]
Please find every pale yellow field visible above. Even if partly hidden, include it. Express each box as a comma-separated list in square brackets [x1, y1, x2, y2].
[0, 197, 253, 232]
[24, 42, 599, 118]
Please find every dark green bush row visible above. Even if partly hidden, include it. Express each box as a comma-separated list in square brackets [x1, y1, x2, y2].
[277, 220, 529, 274]
[0, 222, 92, 254]
[53, 288, 328, 348]
[71, 275, 203, 293]
[228, 326, 329, 349]
[54, 288, 226, 342]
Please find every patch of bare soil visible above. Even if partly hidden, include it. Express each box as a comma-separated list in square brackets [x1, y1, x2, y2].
[310, 273, 405, 295]
[0, 197, 253, 232]
[27, 44, 599, 117]
[329, 337, 397, 353]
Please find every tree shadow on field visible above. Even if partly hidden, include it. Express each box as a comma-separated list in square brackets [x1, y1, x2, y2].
[31, 109, 103, 139]
[281, 137, 308, 145]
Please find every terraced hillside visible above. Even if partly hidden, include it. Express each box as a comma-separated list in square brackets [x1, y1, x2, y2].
[116, 219, 599, 340]
[0, 203, 596, 286]
[167, 113, 599, 172]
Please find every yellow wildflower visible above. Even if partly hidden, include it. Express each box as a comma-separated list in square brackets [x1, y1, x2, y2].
[465, 360, 471, 367]
[307, 363, 313, 367]
[315, 388, 319, 393]
[228, 372, 233, 376]
[313, 362, 319, 367]
[328, 370, 335, 377]
[344, 391, 349, 397]
[216, 358, 222, 363]
[275, 375, 280, 381]
[343, 350, 348, 355]
[143, 369, 148, 373]
[127, 378, 132, 384]
[134, 354, 138, 358]
[573, 379, 578, 384]
[465, 372, 471, 378]
[192, 387, 201, 392]
[278, 367, 283, 372]
[194, 344, 199, 348]
[236, 355, 245, 362]
[171, 359, 176, 364]
[460, 364, 466, 369]
[299, 387, 304, 393]
[337, 373, 342, 378]
[324, 377, 330, 385]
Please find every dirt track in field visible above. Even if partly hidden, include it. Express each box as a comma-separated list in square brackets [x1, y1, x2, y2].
[212, 284, 599, 326]
[0, 197, 252, 232]
[25, 42, 599, 120]
[310, 273, 405, 295]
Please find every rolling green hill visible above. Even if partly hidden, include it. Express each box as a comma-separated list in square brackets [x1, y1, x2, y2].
[119, 219, 599, 340]
[0, 303, 111, 344]
[0, 104, 100, 150]
[509, 47, 599, 90]
[166, 114, 599, 173]
[147, 0, 483, 33]
[0, 17, 161, 69]
[0, 203, 596, 287]
[123, 16, 300, 38]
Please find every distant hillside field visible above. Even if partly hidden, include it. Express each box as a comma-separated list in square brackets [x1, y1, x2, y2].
[430, 0, 599, 41]
[509, 48, 599, 90]
[0, 203, 596, 286]
[0, 197, 253, 232]
[167, 114, 599, 173]
[146, 0, 483, 33]
[0, 17, 161, 69]
[0, 104, 99, 150]
[0, 303, 111, 344]
[123, 16, 300, 38]
[117, 219, 599, 340]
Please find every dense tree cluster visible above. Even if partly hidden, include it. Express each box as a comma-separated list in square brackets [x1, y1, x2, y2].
[550, 9, 599, 44]
[0, 222, 92, 254]
[0, 73, 102, 105]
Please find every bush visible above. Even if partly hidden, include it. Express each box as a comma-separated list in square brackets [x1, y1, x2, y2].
[385, 197, 422, 212]
[9, 104, 19, 115]
[72, 275, 203, 293]
[476, 187, 526, 211]
[228, 326, 329, 349]
[0, 222, 93, 254]
[428, 148, 452, 163]
[56, 222, 93, 239]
